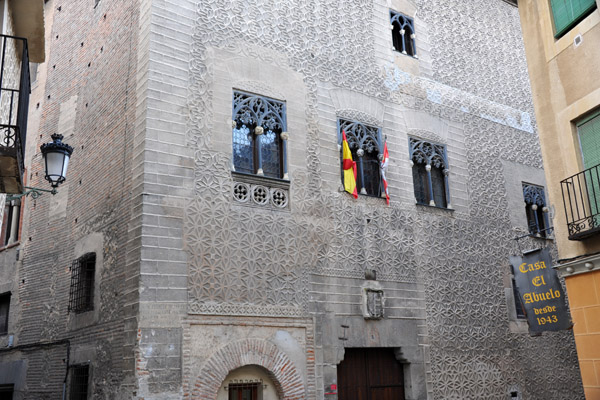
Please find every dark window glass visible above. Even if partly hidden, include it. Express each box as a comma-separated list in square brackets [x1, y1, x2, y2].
[431, 166, 447, 208]
[390, 10, 416, 57]
[69, 253, 96, 313]
[412, 163, 428, 205]
[0, 384, 14, 400]
[0, 293, 10, 335]
[69, 365, 89, 400]
[232, 91, 286, 178]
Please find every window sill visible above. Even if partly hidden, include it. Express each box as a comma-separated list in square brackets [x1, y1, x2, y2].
[231, 171, 290, 188]
[0, 242, 20, 253]
[415, 202, 454, 212]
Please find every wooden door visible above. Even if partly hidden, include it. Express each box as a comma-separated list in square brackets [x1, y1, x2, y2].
[338, 348, 405, 400]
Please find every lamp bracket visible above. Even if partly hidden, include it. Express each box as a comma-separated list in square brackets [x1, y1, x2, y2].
[5, 186, 58, 201]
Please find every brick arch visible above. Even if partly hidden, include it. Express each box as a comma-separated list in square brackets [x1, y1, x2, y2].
[190, 338, 305, 400]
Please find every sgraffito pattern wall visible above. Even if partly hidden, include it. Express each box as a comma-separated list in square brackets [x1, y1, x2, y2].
[183, 0, 583, 398]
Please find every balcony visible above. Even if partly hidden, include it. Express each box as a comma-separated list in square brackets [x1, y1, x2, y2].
[0, 34, 30, 194]
[561, 164, 600, 240]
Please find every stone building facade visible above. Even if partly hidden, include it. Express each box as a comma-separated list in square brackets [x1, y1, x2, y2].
[0, 0, 585, 399]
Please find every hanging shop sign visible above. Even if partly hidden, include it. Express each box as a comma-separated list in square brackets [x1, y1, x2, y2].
[509, 248, 571, 333]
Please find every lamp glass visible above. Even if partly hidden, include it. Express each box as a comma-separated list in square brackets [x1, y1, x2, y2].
[45, 151, 67, 186]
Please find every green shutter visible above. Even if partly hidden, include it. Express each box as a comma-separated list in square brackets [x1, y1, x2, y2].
[551, 0, 597, 38]
[578, 111, 600, 215]
[579, 111, 600, 170]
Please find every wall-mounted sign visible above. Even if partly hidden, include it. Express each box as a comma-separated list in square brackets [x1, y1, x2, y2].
[509, 248, 571, 333]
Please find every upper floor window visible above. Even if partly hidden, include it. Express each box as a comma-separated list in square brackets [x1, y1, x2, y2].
[409, 138, 450, 208]
[523, 183, 549, 237]
[551, 0, 597, 38]
[339, 119, 382, 197]
[0, 198, 21, 247]
[69, 253, 96, 313]
[390, 10, 417, 57]
[232, 91, 288, 180]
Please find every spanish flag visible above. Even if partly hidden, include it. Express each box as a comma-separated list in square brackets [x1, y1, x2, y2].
[342, 130, 358, 199]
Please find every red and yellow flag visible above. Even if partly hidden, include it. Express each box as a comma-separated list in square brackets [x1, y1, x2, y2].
[342, 130, 358, 199]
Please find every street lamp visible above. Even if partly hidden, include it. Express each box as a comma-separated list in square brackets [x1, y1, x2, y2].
[6, 133, 73, 201]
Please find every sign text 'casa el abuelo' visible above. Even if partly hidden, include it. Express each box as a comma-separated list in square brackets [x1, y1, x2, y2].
[509, 248, 571, 333]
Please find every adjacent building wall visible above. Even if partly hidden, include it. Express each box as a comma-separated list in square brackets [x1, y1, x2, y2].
[517, 2, 600, 398]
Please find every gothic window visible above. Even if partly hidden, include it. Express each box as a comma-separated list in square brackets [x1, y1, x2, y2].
[232, 91, 288, 180]
[522, 183, 548, 237]
[69, 364, 90, 400]
[390, 10, 416, 57]
[69, 253, 96, 313]
[339, 119, 382, 197]
[409, 138, 450, 208]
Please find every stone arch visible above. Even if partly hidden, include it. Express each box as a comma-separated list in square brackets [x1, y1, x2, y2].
[190, 338, 305, 400]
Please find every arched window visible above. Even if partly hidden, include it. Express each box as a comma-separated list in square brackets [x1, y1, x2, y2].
[232, 91, 287, 179]
[390, 10, 417, 57]
[409, 138, 449, 208]
[339, 119, 382, 197]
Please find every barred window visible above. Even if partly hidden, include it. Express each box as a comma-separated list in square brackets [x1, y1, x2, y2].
[232, 91, 288, 180]
[522, 183, 549, 237]
[409, 138, 450, 208]
[69, 364, 90, 400]
[228, 382, 261, 400]
[339, 119, 382, 197]
[69, 253, 96, 313]
[390, 10, 416, 57]
[0, 292, 10, 335]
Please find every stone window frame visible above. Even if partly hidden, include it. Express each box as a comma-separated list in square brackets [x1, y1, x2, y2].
[390, 10, 417, 58]
[231, 90, 289, 181]
[338, 118, 384, 198]
[409, 137, 451, 209]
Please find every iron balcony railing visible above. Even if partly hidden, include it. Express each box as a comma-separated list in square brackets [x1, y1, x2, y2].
[0, 34, 30, 192]
[561, 164, 600, 240]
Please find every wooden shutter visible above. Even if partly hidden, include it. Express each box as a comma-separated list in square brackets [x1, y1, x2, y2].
[579, 111, 600, 170]
[578, 111, 600, 216]
[551, 0, 597, 38]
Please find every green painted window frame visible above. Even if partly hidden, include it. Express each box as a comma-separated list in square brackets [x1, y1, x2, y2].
[550, 0, 597, 38]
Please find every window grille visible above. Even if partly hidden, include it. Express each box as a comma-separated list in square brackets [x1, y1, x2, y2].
[227, 382, 261, 400]
[366, 290, 384, 319]
[522, 183, 547, 237]
[232, 91, 287, 179]
[0, 292, 10, 335]
[68, 253, 96, 313]
[338, 119, 382, 197]
[69, 364, 89, 400]
[390, 10, 416, 57]
[409, 138, 449, 208]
